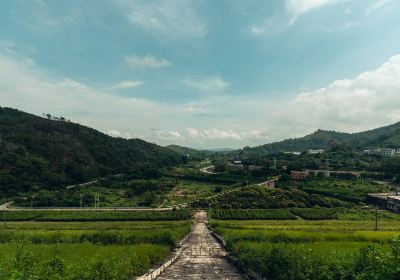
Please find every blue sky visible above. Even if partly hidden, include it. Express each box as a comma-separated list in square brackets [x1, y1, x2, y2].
[1, 0, 400, 148]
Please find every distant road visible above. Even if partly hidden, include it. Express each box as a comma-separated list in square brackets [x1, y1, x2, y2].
[66, 174, 123, 189]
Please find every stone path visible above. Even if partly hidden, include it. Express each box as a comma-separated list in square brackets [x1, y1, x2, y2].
[156, 211, 244, 280]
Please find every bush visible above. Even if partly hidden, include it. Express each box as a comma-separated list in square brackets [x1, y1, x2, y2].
[290, 208, 338, 220]
[210, 209, 297, 220]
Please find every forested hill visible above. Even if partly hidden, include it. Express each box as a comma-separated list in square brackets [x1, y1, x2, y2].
[236, 122, 400, 155]
[0, 107, 183, 194]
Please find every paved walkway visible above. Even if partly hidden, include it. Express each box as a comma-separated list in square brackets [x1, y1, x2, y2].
[156, 212, 244, 280]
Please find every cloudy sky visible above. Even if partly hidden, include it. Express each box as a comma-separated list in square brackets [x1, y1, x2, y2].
[1, 0, 400, 149]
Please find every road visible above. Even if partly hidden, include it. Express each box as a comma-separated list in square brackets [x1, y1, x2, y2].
[155, 211, 244, 280]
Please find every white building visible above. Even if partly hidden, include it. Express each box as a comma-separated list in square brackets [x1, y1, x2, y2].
[307, 149, 324, 154]
[364, 148, 398, 157]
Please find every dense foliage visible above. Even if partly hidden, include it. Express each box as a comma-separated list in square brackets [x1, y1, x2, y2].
[210, 209, 297, 220]
[0, 220, 190, 280]
[210, 207, 400, 221]
[2, 209, 191, 222]
[0, 107, 183, 195]
[212, 220, 400, 280]
[295, 179, 388, 203]
[202, 185, 351, 209]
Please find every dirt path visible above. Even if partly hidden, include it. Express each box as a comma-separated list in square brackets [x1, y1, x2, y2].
[156, 211, 244, 280]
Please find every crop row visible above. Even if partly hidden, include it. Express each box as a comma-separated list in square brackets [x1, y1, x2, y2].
[2, 209, 191, 221]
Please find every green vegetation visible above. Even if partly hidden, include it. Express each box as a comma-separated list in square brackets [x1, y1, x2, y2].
[233, 121, 400, 155]
[0, 220, 191, 280]
[12, 175, 223, 208]
[203, 185, 352, 209]
[210, 207, 400, 221]
[2, 209, 191, 221]
[296, 179, 388, 203]
[211, 219, 400, 280]
[210, 209, 297, 220]
[0, 107, 183, 196]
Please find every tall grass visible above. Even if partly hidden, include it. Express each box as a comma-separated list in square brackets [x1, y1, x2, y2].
[0, 220, 192, 280]
[212, 220, 400, 279]
[0, 243, 170, 280]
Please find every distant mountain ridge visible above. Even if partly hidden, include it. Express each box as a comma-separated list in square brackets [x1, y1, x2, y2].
[0, 107, 183, 193]
[166, 145, 233, 156]
[237, 122, 400, 155]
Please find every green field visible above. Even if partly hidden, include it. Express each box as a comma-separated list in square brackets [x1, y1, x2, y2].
[11, 176, 222, 209]
[0, 220, 191, 280]
[211, 219, 400, 280]
[2, 209, 191, 221]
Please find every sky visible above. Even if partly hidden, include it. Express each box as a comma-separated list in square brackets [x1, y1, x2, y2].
[1, 0, 400, 149]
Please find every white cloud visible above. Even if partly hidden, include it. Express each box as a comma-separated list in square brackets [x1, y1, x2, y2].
[343, 21, 360, 29]
[187, 128, 241, 140]
[285, 0, 337, 25]
[250, 19, 273, 35]
[273, 55, 400, 134]
[125, 54, 171, 70]
[13, 0, 80, 31]
[152, 129, 184, 141]
[365, 0, 389, 16]
[107, 130, 132, 139]
[2, 48, 400, 149]
[183, 77, 229, 92]
[0, 50, 185, 144]
[120, 0, 206, 39]
[187, 128, 268, 142]
[111, 80, 144, 89]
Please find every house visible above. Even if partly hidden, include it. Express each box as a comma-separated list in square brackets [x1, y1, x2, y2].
[249, 165, 263, 171]
[366, 193, 400, 213]
[364, 148, 397, 157]
[307, 149, 324, 154]
[387, 196, 400, 213]
[291, 171, 308, 180]
[284, 151, 301, 155]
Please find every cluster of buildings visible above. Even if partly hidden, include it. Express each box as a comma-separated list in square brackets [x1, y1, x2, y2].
[284, 149, 324, 156]
[291, 169, 362, 180]
[363, 148, 400, 157]
[367, 193, 400, 213]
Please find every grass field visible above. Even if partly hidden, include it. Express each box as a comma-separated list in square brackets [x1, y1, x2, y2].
[2, 209, 191, 222]
[209, 207, 400, 221]
[211, 219, 400, 280]
[0, 220, 191, 280]
[161, 180, 222, 206]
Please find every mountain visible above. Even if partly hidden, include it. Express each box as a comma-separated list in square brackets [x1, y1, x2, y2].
[236, 122, 400, 155]
[0, 107, 183, 194]
[166, 145, 203, 157]
[166, 145, 233, 159]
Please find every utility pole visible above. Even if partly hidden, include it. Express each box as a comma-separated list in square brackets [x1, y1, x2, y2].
[375, 205, 378, 231]
[97, 193, 100, 210]
[94, 193, 97, 211]
[80, 194, 83, 209]
[3, 205, 6, 229]
[273, 157, 277, 170]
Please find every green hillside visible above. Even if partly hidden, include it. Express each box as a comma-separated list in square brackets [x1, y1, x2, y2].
[0, 107, 183, 194]
[237, 122, 400, 155]
[166, 144, 206, 158]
